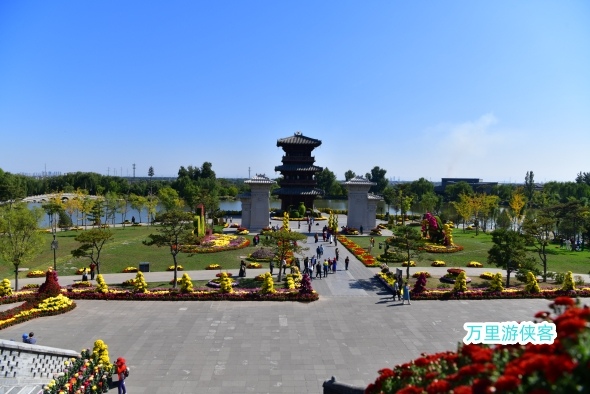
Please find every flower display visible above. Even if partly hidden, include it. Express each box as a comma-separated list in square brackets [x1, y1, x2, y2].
[247, 248, 275, 262]
[167, 265, 184, 271]
[0, 294, 76, 330]
[479, 272, 495, 280]
[338, 236, 380, 267]
[0, 279, 13, 297]
[42, 343, 112, 394]
[206, 264, 221, 270]
[179, 273, 193, 293]
[181, 234, 250, 253]
[431, 260, 446, 267]
[27, 270, 45, 278]
[447, 268, 465, 276]
[412, 271, 431, 278]
[216, 272, 232, 277]
[421, 244, 464, 253]
[71, 281, 92, 288]
[134, 272, 148, 293]
[121, 278, 136, 286]
[75, 268, 88, 275]
[467, 261, 483, 268]
[246, 262, 262, 269]
[122, 267, 138, 273]
[237, 228, 249, 235]
[366, 298, 590, 393]
[95, 274, 109, 294]
[525, 271, 541, 293]
[401, 261, 416, 267]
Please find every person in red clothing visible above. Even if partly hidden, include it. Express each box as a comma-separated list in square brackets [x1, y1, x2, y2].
[115, 357, 128, 394]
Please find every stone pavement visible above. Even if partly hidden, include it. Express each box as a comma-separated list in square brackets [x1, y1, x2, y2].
[4, 230, 584, 393]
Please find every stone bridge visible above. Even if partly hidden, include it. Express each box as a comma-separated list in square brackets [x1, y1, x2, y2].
[22, 193, 100, 203]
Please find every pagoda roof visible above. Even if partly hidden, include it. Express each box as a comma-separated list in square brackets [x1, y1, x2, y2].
[277, 132, 322, 147]
[343, 176, 376, 186]
[272, 187, 324, 196]
[244, 174, 276, 184]
[368, 193, 384, 201]
[274, 164, 323, 172]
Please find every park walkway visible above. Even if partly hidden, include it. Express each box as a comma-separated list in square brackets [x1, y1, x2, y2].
[3, 217, 589, 393]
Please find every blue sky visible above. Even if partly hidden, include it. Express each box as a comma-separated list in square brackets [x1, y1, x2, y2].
[1, 1, 589, 183]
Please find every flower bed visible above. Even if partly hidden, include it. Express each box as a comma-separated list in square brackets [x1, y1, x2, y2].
[413, 271, 431, 278]
[0, 294, 76, 330]
[42, 342, 112, 394]
[75, 268, 88, 275]
[71, 281, 93, 288]
[338, 236, 379, 267]
[480, 272, 495, 280]
[431, 260, 446, 267]
[402, 261, 416, 267]
[63, 288, 318, 302]
[167, 265, 184, 271]
[246, 262, 262, 269]
[180, 234, 250, 253]
[421, 244, 464, 253]
[215, 272, 232, 277]
[27, 270, 45, 278]
[122, 266, 138, 273]
[366, 297, 590, 393]
[467, 261, 483, 268]
[247, 247, 275, 262]
[206, 264, 221, 270]
[375, 273, 590, 300]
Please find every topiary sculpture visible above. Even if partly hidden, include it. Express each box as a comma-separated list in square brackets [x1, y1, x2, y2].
[95, 274, 109, 294]
[0, 278, 12, 297]
[561, 271, 576, 291]
[179, 273, 193, 293]
[489, 272, 504, 292]
[133, 271, 148, 293]
[453, 271, 468, 292]
[259, 272, 276, 294]
[525, 271, 540, 293]
[218, 272, 233, 294]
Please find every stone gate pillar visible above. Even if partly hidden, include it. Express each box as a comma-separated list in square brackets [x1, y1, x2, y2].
[344, 176, 383, 232]
[240, 175, 276, 232]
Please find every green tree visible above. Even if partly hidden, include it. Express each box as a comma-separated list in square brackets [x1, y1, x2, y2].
[386, 226, 425, 280]
[522, 208, 557, 282]
[420, 191, 441, 215]
[445, 181, 473, 202]
[496, 209, 512, 230]
[0, 203, 45, 290]
[408, 177, 434, 202]
[365, 166, 388, 194]
[158, 186, 183, 211]
[487, 229, 528, 287]
[71, 228, 114, 275]
[143, 210, 194, 289]
[344, 170, 356, 181]
[316, 168, 340, 196]
[148, 166, 155, 195]
[129, 194, 148, 223]
[451, 194, 472, 231]
[524, 171, 535, 207]
[261, 229, 307, 282]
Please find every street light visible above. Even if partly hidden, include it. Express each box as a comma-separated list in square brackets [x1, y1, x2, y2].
[51, 230, 58, 271]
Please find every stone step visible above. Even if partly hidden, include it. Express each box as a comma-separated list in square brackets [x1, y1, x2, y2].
[0, 385, 43, 394]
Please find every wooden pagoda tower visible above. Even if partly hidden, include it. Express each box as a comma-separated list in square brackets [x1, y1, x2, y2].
[273, 132, 324, 212]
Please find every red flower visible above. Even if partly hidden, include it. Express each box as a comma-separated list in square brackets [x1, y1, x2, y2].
[553, 296, 575, 307]
[426, 379, 451, 394]
[534, 311, 550, 319]
[452, 386, 473, 394]
[397, 386, 423, 394]
[494, 375, 520, 392]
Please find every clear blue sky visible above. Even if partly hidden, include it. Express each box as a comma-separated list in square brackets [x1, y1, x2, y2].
[1, 1, 589, 183]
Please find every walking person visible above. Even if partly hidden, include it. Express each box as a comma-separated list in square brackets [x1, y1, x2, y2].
[323, 259, 329, 277]
[393, 281, 400, 301]
[335, 247, 339, 261]
[345, 256, 350, 270]
[332, 258, 337, 272]
[270, 260, 274, 276]
[401, 282, 411, 305]
[239, 260, 247, 278]
[115, 357, 128, 394]
[314, 233, 319, 243]
[89, 262, 96, 280]
[315, 260, 322, 279]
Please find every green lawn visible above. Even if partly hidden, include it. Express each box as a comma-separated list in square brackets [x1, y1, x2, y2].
[348, 230, 590, 274]
[0, 226, 260, 280]
[3, 226, 590, 282]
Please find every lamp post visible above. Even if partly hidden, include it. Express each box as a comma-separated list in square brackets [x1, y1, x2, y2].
[51, 230, 58, 271]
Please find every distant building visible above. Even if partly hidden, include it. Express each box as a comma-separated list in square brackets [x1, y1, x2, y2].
[434, 178, 499, 194]
[273, 132, 324, 212]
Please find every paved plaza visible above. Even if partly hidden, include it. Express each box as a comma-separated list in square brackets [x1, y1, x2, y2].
[3, 221, 586, 393]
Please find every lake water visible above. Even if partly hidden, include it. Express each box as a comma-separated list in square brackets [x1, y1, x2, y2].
[31, 199, 399, 228]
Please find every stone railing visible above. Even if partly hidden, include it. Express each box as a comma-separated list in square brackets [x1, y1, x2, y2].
[0, 339, 79, 391]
